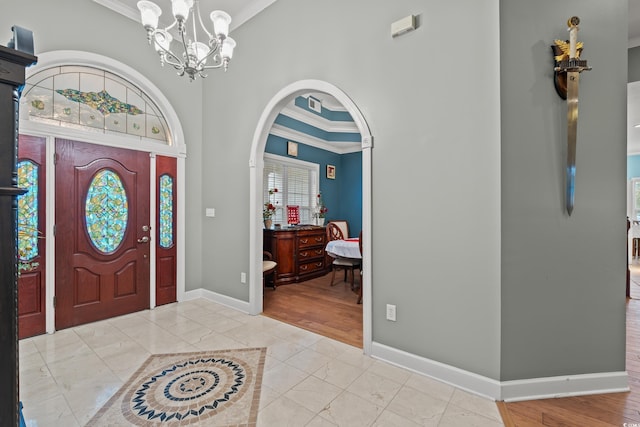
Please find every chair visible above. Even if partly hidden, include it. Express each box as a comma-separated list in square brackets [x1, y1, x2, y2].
[357, 230, 363, 304]
[328, 219, 349, 238]
[326, 222, 361, 289]
[263, 251, 277, 290]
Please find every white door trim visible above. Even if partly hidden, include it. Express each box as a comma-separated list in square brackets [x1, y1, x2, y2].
[248, 79, 374, 354]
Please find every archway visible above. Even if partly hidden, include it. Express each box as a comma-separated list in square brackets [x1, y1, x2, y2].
[248, 80, 373, 354]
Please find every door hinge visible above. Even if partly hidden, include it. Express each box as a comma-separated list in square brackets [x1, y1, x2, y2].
[53, 224, 56, 236]
[53, 153, 58, 165]
[53, 296, 56, 308]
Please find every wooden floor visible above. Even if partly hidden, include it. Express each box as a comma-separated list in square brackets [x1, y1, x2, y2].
[262, 271, 363, 348]
[498, 263, 640, 426]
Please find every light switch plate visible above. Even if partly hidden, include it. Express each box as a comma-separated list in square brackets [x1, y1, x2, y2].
[205, 208, 215, 217]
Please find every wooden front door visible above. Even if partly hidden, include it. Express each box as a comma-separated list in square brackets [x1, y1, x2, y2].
[55, 139, 151, 329]
[17, 135, 47, 339]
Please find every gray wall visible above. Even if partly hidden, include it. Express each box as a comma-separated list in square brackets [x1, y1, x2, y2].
[2, 0, 205, 291]
[500, 0, 628, 380]
[201, 0, 503, 379]
[3, 0, 628, 385]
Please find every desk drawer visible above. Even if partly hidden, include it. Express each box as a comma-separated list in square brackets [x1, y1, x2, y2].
[298, 260, 324, 275]
[298, 247, 324, 261]
[298, 235, 324, 249]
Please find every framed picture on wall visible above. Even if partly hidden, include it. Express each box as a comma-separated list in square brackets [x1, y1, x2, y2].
[326, 164, 336, 179]
[287, 141, 298, 157]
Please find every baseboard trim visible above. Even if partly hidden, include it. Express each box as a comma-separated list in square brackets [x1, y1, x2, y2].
[370, 342, 629, 401]
[183, 289, 251, 314]
[370, 342, 501, 400]
[500, 371, 629, 402]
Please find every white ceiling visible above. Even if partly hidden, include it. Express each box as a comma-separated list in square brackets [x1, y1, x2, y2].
[93, 0, 276, 31]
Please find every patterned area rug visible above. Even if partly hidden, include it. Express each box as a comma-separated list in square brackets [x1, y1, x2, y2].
[86, 348, 266, 426]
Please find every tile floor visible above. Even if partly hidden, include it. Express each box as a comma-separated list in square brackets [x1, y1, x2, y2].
[19, 298, 504, 426]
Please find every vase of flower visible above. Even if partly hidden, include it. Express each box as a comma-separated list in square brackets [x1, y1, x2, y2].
[314, 192, 328, 227]
[263, 188, 278, 228]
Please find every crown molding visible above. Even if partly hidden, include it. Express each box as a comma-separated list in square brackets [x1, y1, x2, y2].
[270, 124, 361, 154]
[280, 105, 359, 134]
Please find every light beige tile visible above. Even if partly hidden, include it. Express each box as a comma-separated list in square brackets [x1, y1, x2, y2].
[386, 386, 449, 426]
[309, 337, 355, 358]
[335, 346, 375, 370]
[404, 372, 456, 402]
[286, 348, 333, 374]
[449, 388, 502, 423]
[21, 394, 80, 427]
[366, 359, 412, 384]
[259, 384, 281, 411]
[266, 339, 306, 361]
[306, 415, 338, 426]
[313, 358, 365, 389]
[262, 360, 307, 394]
[372, 409, 421, 426]
[284, 375, 342, 413]
[318, 390, 383, 427]
[257, 395, 315, 427]
[346, 370, 402, 407]
[438, 403, 504, 427]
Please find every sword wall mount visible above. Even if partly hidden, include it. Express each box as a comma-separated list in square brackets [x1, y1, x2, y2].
[552, 16, 592, 99]
[551, 16, 592, 216]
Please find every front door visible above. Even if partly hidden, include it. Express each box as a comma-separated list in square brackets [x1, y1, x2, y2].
[55, 139, 151, 329]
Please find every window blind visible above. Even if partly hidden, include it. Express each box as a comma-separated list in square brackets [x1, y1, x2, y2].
[264, 154, 318, 225]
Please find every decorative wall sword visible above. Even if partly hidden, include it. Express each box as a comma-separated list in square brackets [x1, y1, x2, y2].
[552, 16, 591, 216]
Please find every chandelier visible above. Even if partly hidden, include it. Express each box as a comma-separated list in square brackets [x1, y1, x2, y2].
[137, 0, 236, 81]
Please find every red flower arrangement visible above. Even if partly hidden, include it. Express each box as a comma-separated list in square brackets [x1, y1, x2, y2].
[263, 188, 278, 219]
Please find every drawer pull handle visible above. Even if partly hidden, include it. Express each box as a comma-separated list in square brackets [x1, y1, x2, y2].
[300, 251, 308, 256]
[300, 265, 308, 271]
[300, 239, 308, 243]
[315, 237, 322, 242]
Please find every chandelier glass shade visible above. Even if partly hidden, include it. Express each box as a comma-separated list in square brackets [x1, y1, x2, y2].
[137, 0, 236, 81]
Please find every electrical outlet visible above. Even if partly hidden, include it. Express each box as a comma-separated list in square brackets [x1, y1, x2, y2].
[386, 304, 396, 321]
[240, 272, 246, 283]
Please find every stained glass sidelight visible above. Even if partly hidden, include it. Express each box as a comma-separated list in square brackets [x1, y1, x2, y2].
[159, 174, 174, 248]
[17, 160, 39, 261]
[85, 169, 128, 253]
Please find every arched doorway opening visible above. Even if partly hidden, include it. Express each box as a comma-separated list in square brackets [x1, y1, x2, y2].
[248, 80, 374, 354]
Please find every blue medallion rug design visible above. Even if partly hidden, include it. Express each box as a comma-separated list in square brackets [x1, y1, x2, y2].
[86, 348, 266, 426]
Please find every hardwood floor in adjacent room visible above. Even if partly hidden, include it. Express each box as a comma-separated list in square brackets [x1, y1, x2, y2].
[262, 271, 363, 348]
[498, 262, 640, 426]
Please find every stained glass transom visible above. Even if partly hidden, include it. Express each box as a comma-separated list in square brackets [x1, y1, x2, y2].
[159, 174, 174, 248]
[22, 65, 171, 144]
[17, 160, 39, 261]
[85, 170, 128, 253]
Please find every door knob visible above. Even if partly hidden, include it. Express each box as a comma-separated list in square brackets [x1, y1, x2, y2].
[137, 236, 150, 243]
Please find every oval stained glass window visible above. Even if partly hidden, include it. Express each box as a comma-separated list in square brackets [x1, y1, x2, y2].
[159, 174, 174, 248]
[85, 169, 128, 253]
[17, 160, 39, 261]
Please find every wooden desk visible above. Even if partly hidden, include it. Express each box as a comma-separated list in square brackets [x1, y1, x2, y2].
[264, 225, 329, 285]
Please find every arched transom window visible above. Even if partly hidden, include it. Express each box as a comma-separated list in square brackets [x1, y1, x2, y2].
[21, 65, 171, 144]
